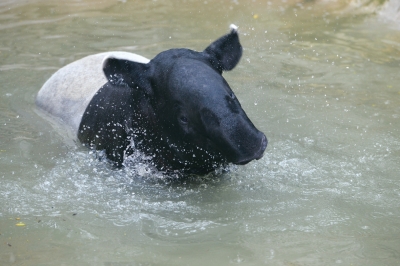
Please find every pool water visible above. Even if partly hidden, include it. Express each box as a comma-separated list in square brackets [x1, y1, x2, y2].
[1, 0, 399, 265]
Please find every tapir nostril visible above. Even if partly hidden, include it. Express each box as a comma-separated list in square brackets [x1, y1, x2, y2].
[256, 134, 268, 160]
[233, 133, 267, 165]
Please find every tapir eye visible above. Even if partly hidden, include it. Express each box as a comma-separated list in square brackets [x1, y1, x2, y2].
[230, 92, 236, 99]
[179, 115, 188, 124]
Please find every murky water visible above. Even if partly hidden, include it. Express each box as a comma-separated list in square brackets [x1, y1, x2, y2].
[1, 0, 400, 265]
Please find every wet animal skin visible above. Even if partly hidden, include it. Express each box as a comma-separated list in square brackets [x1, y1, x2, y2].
[36, 25, 267, 175]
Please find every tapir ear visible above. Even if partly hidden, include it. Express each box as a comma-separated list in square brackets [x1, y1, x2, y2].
[203, 24, 243, 73]
[102, 56, 153, 95]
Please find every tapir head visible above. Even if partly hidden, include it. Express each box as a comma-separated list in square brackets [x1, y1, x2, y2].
[103, 25, 267, 174]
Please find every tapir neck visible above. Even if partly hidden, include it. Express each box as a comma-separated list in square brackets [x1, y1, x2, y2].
[78, 83, 137, 165]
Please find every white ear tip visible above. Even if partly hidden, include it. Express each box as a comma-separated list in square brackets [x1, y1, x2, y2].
[230, 24, 238, 32]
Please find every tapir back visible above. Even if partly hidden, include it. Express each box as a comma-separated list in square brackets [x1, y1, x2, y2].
[36, 52, 149, 134]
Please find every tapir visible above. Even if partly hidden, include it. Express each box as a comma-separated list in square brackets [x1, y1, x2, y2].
[36, 25, 267, 175]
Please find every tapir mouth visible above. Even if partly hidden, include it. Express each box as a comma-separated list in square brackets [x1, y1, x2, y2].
[233, 134, 268, 165]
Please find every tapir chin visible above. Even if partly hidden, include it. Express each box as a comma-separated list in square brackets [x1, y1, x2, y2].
[36, 25, 267, 175]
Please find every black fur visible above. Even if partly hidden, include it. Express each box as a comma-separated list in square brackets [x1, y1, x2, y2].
[78, 29, 267, 175]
